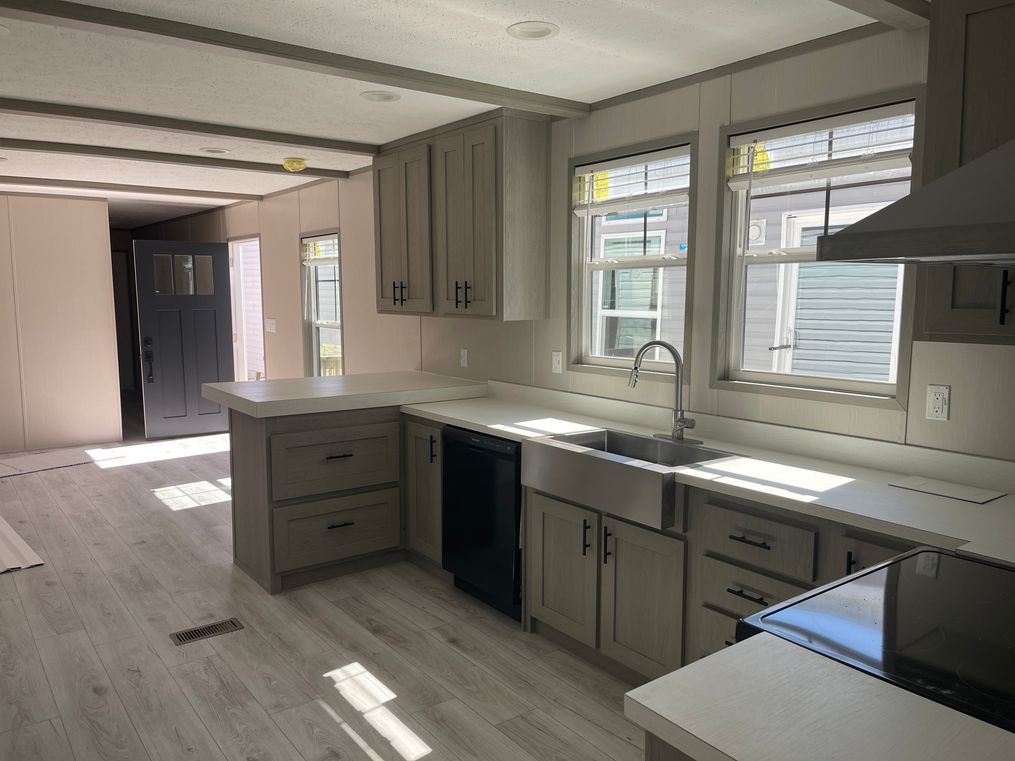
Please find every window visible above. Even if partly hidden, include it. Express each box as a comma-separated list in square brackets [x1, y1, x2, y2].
[302, 234, 343, 377]
[725, 103, 915, 392]
[573, 145, 691, 368]
[228, 239, 265, 381]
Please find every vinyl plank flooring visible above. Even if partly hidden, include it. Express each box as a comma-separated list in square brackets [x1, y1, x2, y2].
[0, 599, 58, 733]
[414, 699, 539, 761]
[0, 719, 74, 761]
[105, 564, 216, 668]
[271, 699, 382, 761]
[0, 497, 43, 552]
[35, 629, 150, 761]
[207, 628, 312, 714]
[499, 709, 618, 761]
[169, 656, 303, 761]
[334, 595, 533, 725]
[12, 475, 91, 562]
[0, 573, 15, 602]
[116, 523, 209, 596]
[50, 555, 140, 646]
[94, 636, 226, 761]
[535, 647, 636, 713]
[12, 561, 84, 640]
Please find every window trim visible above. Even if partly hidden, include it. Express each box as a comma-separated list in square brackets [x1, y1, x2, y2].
[568, 132, 699, 376]
[715, 94, 920, 400]
[301, 232, 344, 377]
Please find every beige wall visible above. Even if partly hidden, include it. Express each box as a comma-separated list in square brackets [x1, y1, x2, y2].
[258, 189, 304, 378]
[0, 195, 121, 452]
[0, 197, 26, 453]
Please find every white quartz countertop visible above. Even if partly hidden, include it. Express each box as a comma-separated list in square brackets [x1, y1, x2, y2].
[203, 371, 486, 418]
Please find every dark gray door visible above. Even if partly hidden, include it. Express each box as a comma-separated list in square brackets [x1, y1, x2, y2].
[134, 241, 233, 439]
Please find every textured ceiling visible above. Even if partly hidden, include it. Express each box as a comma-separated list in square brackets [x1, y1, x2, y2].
[72, 0, 871, 101]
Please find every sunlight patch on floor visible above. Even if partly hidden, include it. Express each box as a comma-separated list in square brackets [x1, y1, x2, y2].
[152, 480, 230, 510]
[86, 434, 230, 468]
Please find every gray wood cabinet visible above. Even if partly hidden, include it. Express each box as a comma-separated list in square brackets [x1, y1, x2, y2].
[404, 419, 442, 563]
[600, 516, 685, 678]
[374, 143, 433, 314]
[376, 109, 548, 320]
[918, 0, 1015, 342]
[527, 491, 600, 648]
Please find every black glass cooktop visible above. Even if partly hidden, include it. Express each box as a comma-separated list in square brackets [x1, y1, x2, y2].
[737, 549, 1015, 733]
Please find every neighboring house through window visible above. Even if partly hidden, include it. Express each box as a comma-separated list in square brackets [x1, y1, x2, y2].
[724, 102, 915, 392]
[302, 234, 343, 376]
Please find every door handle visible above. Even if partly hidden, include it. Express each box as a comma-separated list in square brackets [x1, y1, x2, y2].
[325, 453, 354, 461]
[392, 280, 398, 307]
[581, 518, 591, 556]
[726, 586, 769, 607]
[399, 281, 407, 305]
[602, 525, 613, 564]
[143, 349, 154, 383]
[728, 533, 771, 551]
[463, 280, 471, 309]
[1000, 269, 1010, 326]
[454, 280, 462, 309]
[428, 435, 436, 463]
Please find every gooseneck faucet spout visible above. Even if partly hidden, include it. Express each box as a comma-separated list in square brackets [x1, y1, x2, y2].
[628, 340, 697, 442]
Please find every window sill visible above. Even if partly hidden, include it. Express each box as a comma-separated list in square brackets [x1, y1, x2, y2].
[569, 361, 675, 379]
[713, 378, 905, 411]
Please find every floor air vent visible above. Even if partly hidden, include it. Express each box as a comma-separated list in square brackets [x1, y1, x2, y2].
[170, 618, 243, 646]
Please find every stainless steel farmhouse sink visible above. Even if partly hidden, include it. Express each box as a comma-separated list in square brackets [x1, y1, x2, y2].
[521, 429, 736, 530]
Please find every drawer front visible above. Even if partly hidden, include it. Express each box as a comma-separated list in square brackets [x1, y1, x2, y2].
[273, 488, 400, 572]
[270, 422, 399, 501]
[701, 503, 816, 583]
[699, 556, 807, 618]
[698, 605, 739, 656]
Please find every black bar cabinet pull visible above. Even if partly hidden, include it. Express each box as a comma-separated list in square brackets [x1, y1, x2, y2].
[399, 281, 407, 305]
[327, 521, 355, 530]
[581, 519, 591, 556]
[726, 586, 768, 606]
[428, 435, 436, 463]
[728, 533, 771, 551]
[392, 280, 398, 307]
[603, 525, 613, 564]
[325, 453, 354, 461]
[724, 640, 736, 647]
[1000, 269, 1011, 326]
[846, 550, 857, 576]
[463, 280, 471, 309]
[454, 280, 462, 308]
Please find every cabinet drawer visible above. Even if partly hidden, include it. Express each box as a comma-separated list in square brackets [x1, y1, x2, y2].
[701, 503, 816, 583]
[699, 556, 807, 618]
[273, 488, 400, 572]
[270, 422, 399, 501]
[698, 606, 739, 656]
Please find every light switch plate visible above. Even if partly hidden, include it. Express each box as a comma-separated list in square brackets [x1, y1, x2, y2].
[264, 318, 277, 334]
[459, 348, 468, 368]
[551, 351, 563, 374]
[926, 384, 950, 421]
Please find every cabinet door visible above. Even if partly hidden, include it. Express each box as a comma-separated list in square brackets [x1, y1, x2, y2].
[827, 534, 910, 581]
[922, 266, 1015, 338]
[600, 517, 684, 679]
[405, 420, 442, 563]
[462, 124, 497, 316]
[398, 143, 433, 313]
[433, 132, 467, 314]
[373, 152, 404, 312]
[527, 492, 599, 648]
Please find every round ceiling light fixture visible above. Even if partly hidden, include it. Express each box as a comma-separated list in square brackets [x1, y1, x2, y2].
[200, 147, 230, 154]
[506, 20, 559, 40]
[282, 157, 307, 173]
[360, 90, 401, 103]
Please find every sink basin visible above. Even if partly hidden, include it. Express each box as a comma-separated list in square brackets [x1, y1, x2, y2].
[521, 428, 738, 531]
[550, 429, 731, 468]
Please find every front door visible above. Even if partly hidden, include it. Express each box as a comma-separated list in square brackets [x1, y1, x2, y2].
[134, 240, 233, 438]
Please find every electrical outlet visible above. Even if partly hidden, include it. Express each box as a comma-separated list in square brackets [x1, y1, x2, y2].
[926, 384, 950, 421]
[264, 317, 277, 334]
[551, 351, 563, 374]
[459, 348, 468, 368]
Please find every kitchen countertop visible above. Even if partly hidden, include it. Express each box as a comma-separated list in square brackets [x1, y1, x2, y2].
[202, 371, 486, 418]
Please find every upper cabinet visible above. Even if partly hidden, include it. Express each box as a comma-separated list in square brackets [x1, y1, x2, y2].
[918, 0, 1015, 342]
[374, 111, 548, 320]
[374, 144, 433, 313]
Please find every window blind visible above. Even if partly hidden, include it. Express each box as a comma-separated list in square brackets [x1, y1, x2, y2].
[574, 145, 691, 218]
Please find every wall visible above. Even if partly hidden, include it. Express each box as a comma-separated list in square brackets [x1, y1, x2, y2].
[0, 194, 121, 453]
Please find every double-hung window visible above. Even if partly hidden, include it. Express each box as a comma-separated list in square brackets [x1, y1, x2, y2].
[725, 103, 915, 392]
[573, 145, 692, 368]
[302, 234, 343, 377]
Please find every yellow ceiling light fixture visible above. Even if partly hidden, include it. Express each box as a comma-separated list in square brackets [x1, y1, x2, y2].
[282, 157, 307, 172]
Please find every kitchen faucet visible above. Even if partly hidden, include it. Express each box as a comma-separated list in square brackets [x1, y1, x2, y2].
[628, 340, 698, 443]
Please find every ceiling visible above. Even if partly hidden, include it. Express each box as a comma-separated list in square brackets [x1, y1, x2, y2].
[0, 0, 885, 228]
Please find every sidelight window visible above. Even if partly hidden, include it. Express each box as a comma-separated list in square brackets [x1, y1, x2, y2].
[302, 234, 343, 377]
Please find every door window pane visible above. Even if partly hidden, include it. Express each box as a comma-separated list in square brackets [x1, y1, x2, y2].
[174, 255, 194, 296]
[195, 255, 214, 295]
[153, 254, 174, 295]
[316, 326, 343, 376]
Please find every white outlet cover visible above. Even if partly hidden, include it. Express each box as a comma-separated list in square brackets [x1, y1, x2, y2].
[551, 351, 563, 374]
[459, 348, 468, 368]
[264, 317, 277, 334]
[926, 384, 950, 421]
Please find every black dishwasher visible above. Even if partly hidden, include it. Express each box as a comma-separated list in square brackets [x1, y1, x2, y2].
[441, 426, 522, 621]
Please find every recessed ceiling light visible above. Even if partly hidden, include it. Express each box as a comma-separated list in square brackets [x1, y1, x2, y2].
[0, 24, 10, 37]
[200, 147, 229, 154]
[360, 90, 401, 103]
[506, 20, 559, 40]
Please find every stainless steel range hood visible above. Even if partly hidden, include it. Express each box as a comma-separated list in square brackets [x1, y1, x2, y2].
[817, 137, 1015, 266]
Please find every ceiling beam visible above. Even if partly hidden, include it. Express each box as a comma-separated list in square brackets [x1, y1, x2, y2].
[0, 97, 379, 156]
[0, 138, 348, 178]
[0, 175, 261, 201]
[0, 0, 591, 119]
[825, 0, 930, 29]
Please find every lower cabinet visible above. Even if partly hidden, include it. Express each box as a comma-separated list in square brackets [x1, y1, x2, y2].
[527, 491, 686, 679]
[404, 420, 443, 563]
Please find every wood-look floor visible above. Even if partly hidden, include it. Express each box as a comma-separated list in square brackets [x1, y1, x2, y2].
[0, 439, 645, 761]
